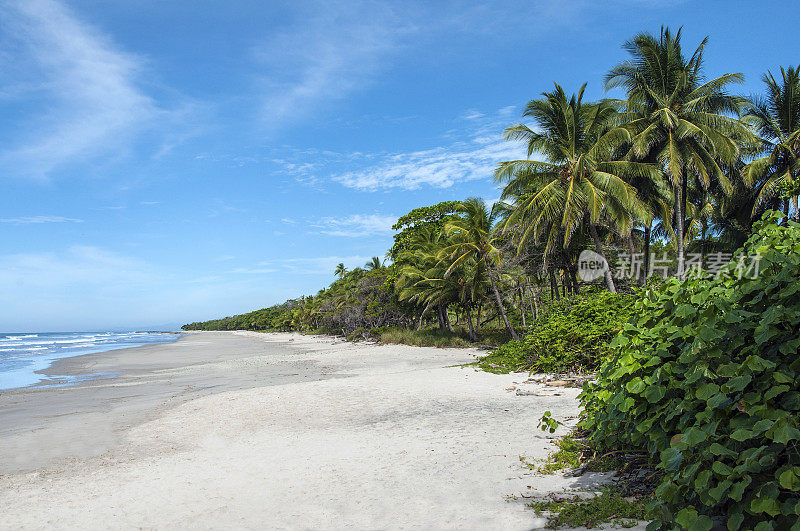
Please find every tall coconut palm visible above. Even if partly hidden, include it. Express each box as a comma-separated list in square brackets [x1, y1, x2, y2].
[495, 83, 654, 292]
[743, 66, 800, 220]
[440, 197, 519, 340]
[334, 263, 347, 278]
[606, 27, 753, 277]
[365, 256, 383, 270]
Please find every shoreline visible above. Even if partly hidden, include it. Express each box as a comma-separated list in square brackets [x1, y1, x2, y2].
[0, 331, 182, 392]
[0, 331, 634, 529]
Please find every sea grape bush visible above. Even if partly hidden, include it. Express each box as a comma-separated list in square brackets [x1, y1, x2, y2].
[579, 212, 800, 530]
[480, 290, 636, 373]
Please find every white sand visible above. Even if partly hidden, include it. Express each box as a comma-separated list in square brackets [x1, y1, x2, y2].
[0, 331, 641, 530]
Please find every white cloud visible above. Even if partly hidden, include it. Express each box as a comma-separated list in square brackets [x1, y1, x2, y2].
[461, 110, 485, 120]
[252, 1, 412, 128]
[0, 0, 160, 177]
[0, 215, 83, 224]
[333, 138, 524, 191]
[261, 104, 524, 191]
[315, 214, 397, 237]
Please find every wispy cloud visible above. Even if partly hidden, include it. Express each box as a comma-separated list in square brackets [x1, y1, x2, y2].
[314, 214, 397, 237]
[0, 0, 160, 178]
[0, 215, 83, 224]
[333, 140, 522, 191]
[331, 106, 525, 191]
[252, 1, 413, 129]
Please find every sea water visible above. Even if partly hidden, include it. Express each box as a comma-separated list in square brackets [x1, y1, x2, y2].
[0, 331, 179, 391]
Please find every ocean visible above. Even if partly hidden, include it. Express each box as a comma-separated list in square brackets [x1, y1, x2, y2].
[0, 331, 180, 391]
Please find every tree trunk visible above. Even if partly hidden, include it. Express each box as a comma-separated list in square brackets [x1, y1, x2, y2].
[676, 180, 686, 279]
[435, 304, 445, 330]
[701, 222, 707, 269]
[464, 306, 477, 342]
[444, 305, 454, 333]
[589, 223, 617, 293]
[643, 224, 651, 286]
[550, 269, 560, 300]
[784, 197, 791, 226]
[519, 288, 526, 328]
[485, 261, 519, 341]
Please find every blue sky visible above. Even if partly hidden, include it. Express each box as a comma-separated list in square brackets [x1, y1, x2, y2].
[1, 0, 797, 331]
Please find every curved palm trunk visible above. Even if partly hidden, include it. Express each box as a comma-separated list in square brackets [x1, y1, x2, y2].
[675, 181, 686, 279]
[485, 261, 519, 341]
[464, 305, 477, 342]
[443, 305, 454, 333]
[783, 198, 791, 226]
[588, 223, 617, 293]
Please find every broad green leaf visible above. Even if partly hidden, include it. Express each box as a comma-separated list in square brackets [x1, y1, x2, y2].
[726, 512, 744, 530]
[712, 461, 734, 476]
[724, 374, 752, 392]
[696, 382, 720, 401]
[769, 420, 800, 444]
[644, 385, 666, 403]
[750, 496, 781, 516]
[626, 377, 646, 394]
[730, 428, 754, 442]
[779, 468, 800, 491]
[661, 447, 683, 471]
[709, 443, 737, 457]
[683, 427, 708, 446]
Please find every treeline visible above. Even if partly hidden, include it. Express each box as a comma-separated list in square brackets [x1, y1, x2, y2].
[185, 27, 799, 353]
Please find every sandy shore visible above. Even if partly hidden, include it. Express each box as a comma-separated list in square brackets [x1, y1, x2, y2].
[0, 331, 635, 529]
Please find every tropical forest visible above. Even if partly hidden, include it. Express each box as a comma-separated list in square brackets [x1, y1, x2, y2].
[183, 28, 800, 529]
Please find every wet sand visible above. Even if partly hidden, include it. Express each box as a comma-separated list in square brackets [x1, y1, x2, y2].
[0, 332, 333, 473]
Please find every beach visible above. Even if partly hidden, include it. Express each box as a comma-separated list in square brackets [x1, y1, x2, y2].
[0, 331, 625, 530]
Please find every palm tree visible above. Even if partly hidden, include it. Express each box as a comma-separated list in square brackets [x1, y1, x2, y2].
[496, 84, 653, 293]
[395, 225, 457, 332]
[743, 66, 800, 220]
[440, 197, 519, 340]
[606, 27, 753, 277]
[365, 256, 383, 270]
[334, 263, 347, 278]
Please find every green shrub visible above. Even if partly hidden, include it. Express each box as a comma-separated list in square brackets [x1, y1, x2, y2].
[479, 290, 636, 373]
[579, 212, 800, 530]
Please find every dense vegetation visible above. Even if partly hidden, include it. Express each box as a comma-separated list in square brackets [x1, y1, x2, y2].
[477, 289, 636, 373]
[186, 28, 798, 353]
[185, 27, 800, 527]
[581, 214, 800, 529]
